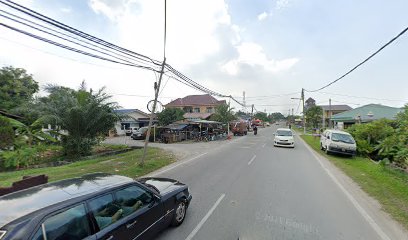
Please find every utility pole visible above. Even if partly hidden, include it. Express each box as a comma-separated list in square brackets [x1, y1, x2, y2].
[141, 59, 166, 166]
[302, 88, 306, 134]
[328, 98, 332, 129]
[141, 0, 167, 166]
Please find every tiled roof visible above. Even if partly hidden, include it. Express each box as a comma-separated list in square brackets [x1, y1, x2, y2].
[331, 104, 402, 122]
[319, 105, 352, 111]
[183, 112, 213, 120]
[165, 94, 226, 107]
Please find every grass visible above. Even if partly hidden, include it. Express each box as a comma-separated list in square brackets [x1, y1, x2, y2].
[0, 147, 175, 188]
[301, 135, 408, 230]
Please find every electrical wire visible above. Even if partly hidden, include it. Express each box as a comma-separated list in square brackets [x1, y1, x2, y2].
[0, 23, 160, 72]
[317, 91, 406, 102]
[305, 26, 408, 92]
[0, 9, 159, 69]
[0, 0, 161, 65]
[0, 11, 160, 70]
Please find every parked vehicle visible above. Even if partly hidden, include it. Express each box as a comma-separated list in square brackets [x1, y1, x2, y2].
[230, 121, 248, 136]
[125, 127, 139, 136]
[131, 127, 149, 140]
[320, 129, 356, 156]
[273, 128, 295, 148]
[0, 173, 192, 240]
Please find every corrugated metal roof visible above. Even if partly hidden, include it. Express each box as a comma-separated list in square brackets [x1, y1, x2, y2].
[319, 105, 352, 111]
[331, 104, 402, 122]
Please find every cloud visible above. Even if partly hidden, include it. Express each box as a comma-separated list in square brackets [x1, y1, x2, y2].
[88, 0, 131, 21]
[60, 7, 72, 13]
[275, 0, 291, 10]
[221, 42, 299, 75]
[257, 12, 268, 21]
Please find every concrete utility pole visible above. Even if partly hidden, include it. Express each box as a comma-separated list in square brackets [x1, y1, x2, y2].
[328, 98, 332, 129]
[302, 88, 306, 134]
[141, 0, 167, 166]
[141, 59, 166, 166]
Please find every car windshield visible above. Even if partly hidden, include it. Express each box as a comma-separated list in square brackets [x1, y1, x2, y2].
[276, 130, 292, 136]
[331, 133, 355, 144]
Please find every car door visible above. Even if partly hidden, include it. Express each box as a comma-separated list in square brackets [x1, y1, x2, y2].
[30, 203, 95, 240]
[88, 193, 131, 240]
[113, 184, 164, 240]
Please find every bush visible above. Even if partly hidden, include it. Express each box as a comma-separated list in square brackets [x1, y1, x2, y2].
[0, 116, 14, 149]
[0, 147, 38, 170]
[346, 119, 394, 156]
[61, 136, 97, 157]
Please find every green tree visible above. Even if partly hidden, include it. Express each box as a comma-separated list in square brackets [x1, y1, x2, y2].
[268, 112, 285, 121]
[210, 103, 236, 123]
[38, 83, 119, 157]
[157, 108, 185, 126]
[0, 116, 14, 149]
[305, 106, 322, 128]
[0, 66, 39, 110]
[254, 112, 269, 122]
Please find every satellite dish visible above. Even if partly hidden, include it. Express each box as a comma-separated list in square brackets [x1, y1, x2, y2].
[147, 100, 163, 113]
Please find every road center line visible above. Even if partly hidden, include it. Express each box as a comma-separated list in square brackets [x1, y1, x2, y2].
[300, 137, 391, 240]
[248, 155, 257, 165]
[149, 152, 207, 177]
[185, 194, 225, 240]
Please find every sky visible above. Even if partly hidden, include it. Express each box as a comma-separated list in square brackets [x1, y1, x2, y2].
[0, 0, 407, 115]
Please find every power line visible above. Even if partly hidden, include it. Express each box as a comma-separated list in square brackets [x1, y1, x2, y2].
[305, 25, 408, 92]
[0, 9, 159, 69]
[0, 11, 160, 70]
[0, 0, 161, 65]
[0, 0, 248, 109]
[317, 91, 407, 102]
[0, 22, 160, 72]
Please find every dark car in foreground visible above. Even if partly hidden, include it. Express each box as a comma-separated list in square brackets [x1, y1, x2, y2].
[0, 173, 192, 240]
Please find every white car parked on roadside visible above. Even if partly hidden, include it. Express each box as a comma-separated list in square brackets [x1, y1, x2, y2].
[320, 129, 356, 156]
[274, 128, 295, 148]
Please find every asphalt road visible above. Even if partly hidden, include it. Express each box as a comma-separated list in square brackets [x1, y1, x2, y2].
[149, 124, 404, 240]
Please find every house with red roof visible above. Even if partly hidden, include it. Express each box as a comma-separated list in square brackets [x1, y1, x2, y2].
[165, 94, 226, 120]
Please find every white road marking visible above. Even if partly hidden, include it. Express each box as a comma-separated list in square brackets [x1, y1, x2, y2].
[248, 155, 257, 165]
[262, 143, 266, 148]
[300, 138, 391, 240]
[149, 152, 207, 177]
[185, 194, 226, 240]
[239, 146, 251, 149]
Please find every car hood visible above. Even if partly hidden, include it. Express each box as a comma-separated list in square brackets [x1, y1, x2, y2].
[275, 136, 294, 141]
[138, 177, 185, 195]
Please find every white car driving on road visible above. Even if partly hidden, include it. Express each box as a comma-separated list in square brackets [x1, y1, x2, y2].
[274, 128, 295, 148]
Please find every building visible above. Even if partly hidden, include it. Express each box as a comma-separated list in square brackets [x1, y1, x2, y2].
[114, 109, 156, 135]
[165, 94, 226, 115]
[319, 104, 352, 127]
[331, 104, 402, 129]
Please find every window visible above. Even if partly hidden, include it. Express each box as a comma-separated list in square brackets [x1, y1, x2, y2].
[193, 108, 200, 113]
[115, 185, 153, 217]
[33, 204, 92, 240]
[206, 107, 213, 113]
[89, 194, 123, 230]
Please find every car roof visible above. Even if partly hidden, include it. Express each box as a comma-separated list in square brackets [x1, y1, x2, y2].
[325, 129, 351, 135]
[0, 173, 134, 228]
[276, 128, 292, 131]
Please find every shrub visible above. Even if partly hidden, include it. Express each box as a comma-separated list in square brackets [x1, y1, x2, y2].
[0, 116, 14, 149]
[0, 147, 38, 170]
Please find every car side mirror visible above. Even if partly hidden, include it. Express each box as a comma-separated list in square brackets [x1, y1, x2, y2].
[327, 136, 330, 139]
[273, 133, 276, 136]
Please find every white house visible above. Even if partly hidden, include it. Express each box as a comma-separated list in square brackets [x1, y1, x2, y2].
[114, 109, 156, 135]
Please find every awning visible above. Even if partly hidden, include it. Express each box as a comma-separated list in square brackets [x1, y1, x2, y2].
[163, 124, 188, 130]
